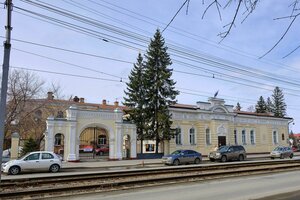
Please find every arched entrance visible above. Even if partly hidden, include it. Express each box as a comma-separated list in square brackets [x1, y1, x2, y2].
[79, 127, 109, 160]
[123, 135, 131, 159]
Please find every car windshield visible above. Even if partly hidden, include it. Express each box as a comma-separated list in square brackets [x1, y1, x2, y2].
[274, 147, 283, 151]
[17, 153, 30, 160]
[219, 146, 229, 152]
[171, 150, 182, 155]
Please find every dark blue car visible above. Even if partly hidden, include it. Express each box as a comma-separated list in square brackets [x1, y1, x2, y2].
[162, 150, 202, 165]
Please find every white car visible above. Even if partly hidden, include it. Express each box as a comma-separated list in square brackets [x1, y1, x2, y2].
[1, 151, 62, 175]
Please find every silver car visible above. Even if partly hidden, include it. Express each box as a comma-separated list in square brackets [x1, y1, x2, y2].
[1, 151, 62, 175]
[270, 146, 293, 159]
[162, 150, 202, 165]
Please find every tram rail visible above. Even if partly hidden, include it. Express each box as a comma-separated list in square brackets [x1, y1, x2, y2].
[1, 159, 300, 199]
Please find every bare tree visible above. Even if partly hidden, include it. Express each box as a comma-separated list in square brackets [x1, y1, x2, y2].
[4, 70, 67, 148]
[166, 1, 300, 57]
[201, 0, 300, 57]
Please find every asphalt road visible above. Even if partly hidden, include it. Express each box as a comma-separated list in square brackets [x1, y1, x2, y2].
[58, 171, 300, 200]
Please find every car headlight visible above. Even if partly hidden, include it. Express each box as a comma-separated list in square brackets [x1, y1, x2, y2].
[216, 153, 220, 156]
[167, 157, 173, 160]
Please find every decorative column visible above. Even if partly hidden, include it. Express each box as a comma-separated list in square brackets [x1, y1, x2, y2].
[45, 116, 55, 152]
[10, 132, 19, 159]
[67, 122, 77, 161]
[115, 123, 123, 160]
[109, 130, 115, 160]
[66, 105, 78, 161]
[130, 126, 137, 159]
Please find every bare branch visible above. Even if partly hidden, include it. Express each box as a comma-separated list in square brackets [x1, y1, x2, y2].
[283, 43, 300, 58]
[219, 0, 243, 41]
[259, 13, 299, 58]
[162, 0, 190, 33]
[202, 0, 222, 21]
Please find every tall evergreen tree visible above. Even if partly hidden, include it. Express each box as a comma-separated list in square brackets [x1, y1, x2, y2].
[144, 29, 179, 153]
[266, 97, 273, 113]
[271, 87, 286, 117]
[255, 96, 267, 113]
[123, 53, 149, 154]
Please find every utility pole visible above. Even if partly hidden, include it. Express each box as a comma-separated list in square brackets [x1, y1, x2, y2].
[0, 0, 13, 182]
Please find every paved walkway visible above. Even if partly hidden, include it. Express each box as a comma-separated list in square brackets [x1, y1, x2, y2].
[62, 152, 300, 169]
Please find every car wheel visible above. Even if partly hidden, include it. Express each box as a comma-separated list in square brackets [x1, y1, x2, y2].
[271, 157, 275, 160]
[9, 166, 20, 175]
[209, 158, 215, 162]
[194, 158, 201, 164]
[290, 154, 294, 159]
[49, 164, 60, 173]
[173, 159, 180, 166]
[280, 154, 284, 159]
[238, 154, 244, 161]
[221, 155, 227, 162]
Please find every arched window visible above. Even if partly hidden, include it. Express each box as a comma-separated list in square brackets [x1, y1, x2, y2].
[273, 131, 278, 144]
[242, 130, 246, 145]
[234, 129, 238, 145]
[189, 128, 195, 145]
[98, 135, 107, 145]
[250, 130, 255, 145]
[282, 133, 285, 141]
[54, 133, 62, 146]
[206, 128, 211, 145]
[175, 128, 182, 145]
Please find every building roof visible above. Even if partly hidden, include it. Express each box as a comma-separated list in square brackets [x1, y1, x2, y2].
[30, 98, 125, 111]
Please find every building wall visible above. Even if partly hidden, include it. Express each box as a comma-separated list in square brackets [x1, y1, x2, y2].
[167, 98, 291, 156]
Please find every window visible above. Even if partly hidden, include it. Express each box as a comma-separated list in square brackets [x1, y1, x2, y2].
[234, 129, 238, 145]
[145, 144, 154, 152]
[250, 130, 255, 145]
[55, 133, 62, 146]
[98, 135, 107, 145]
[42, 153, 54, 159]
[282, 133, 285, 141]
[206, 128, 211, 145]
[273, 131, 278, 144]
[242, 130, 246, 145]
[190, 128, 196, 145]
[25, 153, 40, 161]
[175, 128, 182, 145]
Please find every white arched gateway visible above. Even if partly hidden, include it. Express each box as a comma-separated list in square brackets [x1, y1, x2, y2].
[45, 105, 137, 161]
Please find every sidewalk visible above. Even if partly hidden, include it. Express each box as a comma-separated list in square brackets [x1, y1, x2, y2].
[62, 152, 300, 169]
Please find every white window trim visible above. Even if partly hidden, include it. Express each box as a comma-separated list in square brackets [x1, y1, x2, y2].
[272, 130, 278, 145]
[189, 127, 197, 145]
[250, 129, 256, 145]
[175, 127, 182, 145]
[241, 129, 247, 145]
[234, 129, 238, 145]
[205, 128, 211, 146]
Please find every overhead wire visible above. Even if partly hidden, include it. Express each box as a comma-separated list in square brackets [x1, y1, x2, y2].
[12, 4, 300, 91]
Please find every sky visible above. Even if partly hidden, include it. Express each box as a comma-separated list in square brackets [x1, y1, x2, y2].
[0, 0, 299, 132]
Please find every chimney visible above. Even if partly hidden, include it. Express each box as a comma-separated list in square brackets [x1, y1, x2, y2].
[79, 98, 85, 103]
[47, 91, 54, 100]
[114, 101, 119, 107]
[73, 96, 79, 102]
[102, 99, 107, 105]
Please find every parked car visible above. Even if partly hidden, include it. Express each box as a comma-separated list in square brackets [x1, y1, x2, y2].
[162, 150, 202, 166]
[95, 145, 109, 155]
[209, 145, 246, 162]
[1, 151, 62, 175]
[270, 146, 293, 159]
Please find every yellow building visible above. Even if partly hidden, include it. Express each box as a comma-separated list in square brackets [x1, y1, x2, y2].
[43, 95, 292, 161]
[161, 97, 292, 156]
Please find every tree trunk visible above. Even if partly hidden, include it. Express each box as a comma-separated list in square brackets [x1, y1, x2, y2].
[140, 139, 143, 154]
